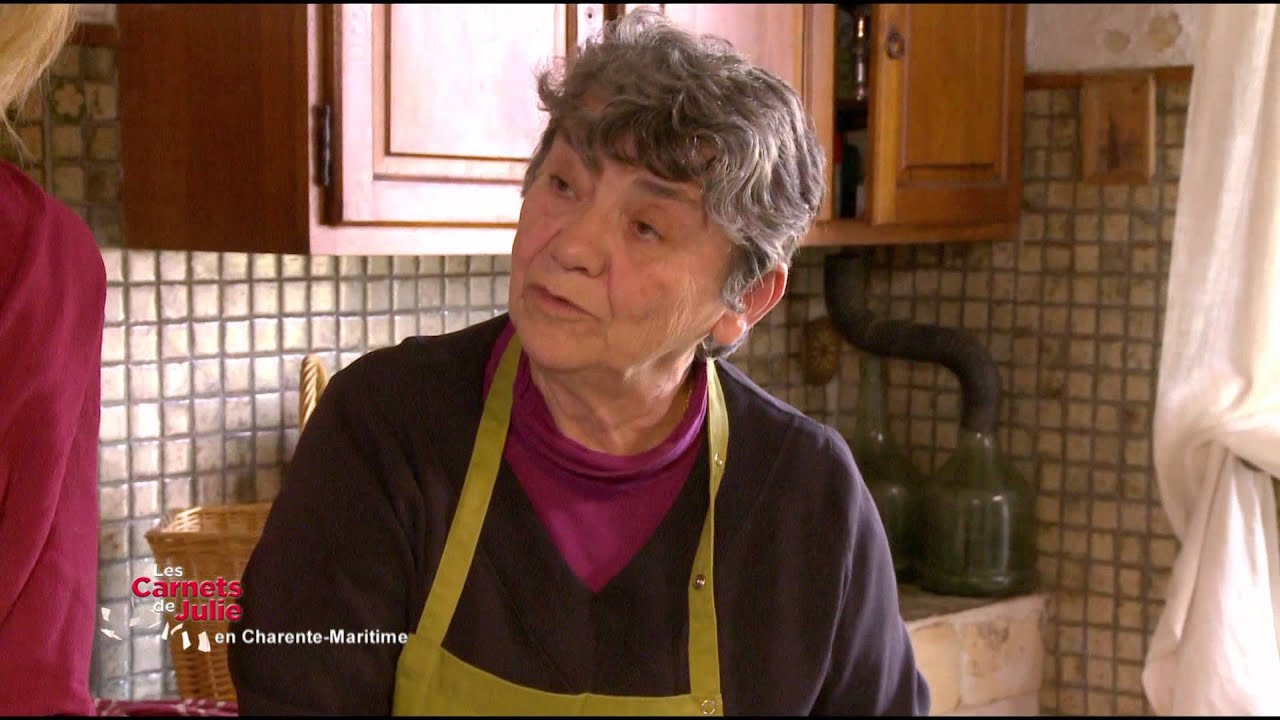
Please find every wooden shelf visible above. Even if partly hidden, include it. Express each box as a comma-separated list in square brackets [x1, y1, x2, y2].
[804, 218, 1015, 247]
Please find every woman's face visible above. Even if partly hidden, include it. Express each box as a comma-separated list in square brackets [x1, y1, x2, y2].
[508, 136, 743, 378]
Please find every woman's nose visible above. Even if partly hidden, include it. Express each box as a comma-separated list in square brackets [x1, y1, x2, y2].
[548, 203, 610, 276]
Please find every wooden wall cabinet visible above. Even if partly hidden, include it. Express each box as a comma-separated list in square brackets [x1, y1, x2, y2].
[653, 3, 1026, 247]
[120, 3, 599, 255]
[118, 4, 1025, 255]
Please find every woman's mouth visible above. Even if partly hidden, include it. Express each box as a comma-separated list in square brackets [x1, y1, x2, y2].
[529, 284, 591, 318]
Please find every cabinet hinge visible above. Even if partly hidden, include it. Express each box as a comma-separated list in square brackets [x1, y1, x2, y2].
[316, 103, 333, 189]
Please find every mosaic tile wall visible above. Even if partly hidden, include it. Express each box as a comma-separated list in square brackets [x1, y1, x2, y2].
[779, 83, 1187, 716]
[6, 41, 1184, 714]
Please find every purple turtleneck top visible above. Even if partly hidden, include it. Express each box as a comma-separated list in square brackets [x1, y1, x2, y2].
[482, 321, 708, 592]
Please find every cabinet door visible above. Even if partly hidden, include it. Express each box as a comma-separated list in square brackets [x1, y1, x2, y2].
[330, 4, 579, 226]
[868, 4, 1025, 226]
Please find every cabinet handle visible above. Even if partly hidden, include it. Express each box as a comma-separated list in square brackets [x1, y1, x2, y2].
[886, 28, 905, 60]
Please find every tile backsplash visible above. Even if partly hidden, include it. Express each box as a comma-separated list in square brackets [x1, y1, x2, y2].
[6, 40, 1182, 715]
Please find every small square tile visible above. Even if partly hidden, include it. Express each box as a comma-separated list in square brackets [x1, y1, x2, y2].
[252, 254, 279, 279]
[158, 284, 189, 320]
[253, 281, 280, 315]
[394, 314, 418, 343]
[367, 279, 392, 313]
[99, 443, 129, 483]
[393, 256, 418, 276]
[162, 400, 191, 437]
[309, 256, 336, 277]
[160, 323, 190, 360]
[52, 125, 83, 160]
[419, 256, 443, 275]
[128, 363, 161, 401]
[445, 278, 468, 307]
[162, 362, 191, 397]
[223, 282, 250, 317]
[367, 316, 392, 349]
[282, 317, 309, 351]
[222, 253, 249, 280]
[282, 281, 308, 314]
[280, 254, 308, 278]
[311, 316, 337, 348]
[339, 317, 364, 349]
[132, 481, 160, 517]
[193, 434, 222, 471]
[253, 318, 280, 353]
[190, 284, 220, 319]
[393, 279, 417, 311]
[128, 325, 159, 363]
[130, 402, 162, 439]
[224, 397, 253, 431]
[224, 357, 252, 394]
[226, 437, 253, 468]
[224, 320, 250, 355]
[253, 356, 282, 392]
[127, 250, 158, 283]
[127, 285, 158, 322]
[197, 473, 226, 505]
[339, 280, 365, 312]
[254, 394, 282, 427]
[99, 404, 129, 442]
[367, 257, 392, 275]
[52, 163, 86, 202]
[255, 432, 283, 466]
[338, 256, 364, 277]
[101, 365, 127, 402]
[131, 440, 161, 477]
[85, 83, 118, 120]
[191, 252, 220, 280]
[417, 278, 443, 307]
[310, 279, 337, 313]
[89, 126, 120, 161]
[190, 322, 219, 358]
[163, 438, 192, 475]
[162, 474, 192, 512]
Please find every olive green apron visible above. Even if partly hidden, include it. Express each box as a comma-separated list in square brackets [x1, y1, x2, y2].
[392, 333, 730, 716]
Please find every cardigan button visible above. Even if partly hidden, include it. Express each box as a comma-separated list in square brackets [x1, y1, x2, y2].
[693, 574, 707, 590]
[700, 698, 717, 715]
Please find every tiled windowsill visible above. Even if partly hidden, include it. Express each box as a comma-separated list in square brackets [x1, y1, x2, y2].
[900, 584, 1050, 717]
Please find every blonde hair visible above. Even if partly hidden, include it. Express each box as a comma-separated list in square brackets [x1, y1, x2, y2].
[0, 4, 79, 151]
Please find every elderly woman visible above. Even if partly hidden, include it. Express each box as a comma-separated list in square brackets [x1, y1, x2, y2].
[229, 10, 928, 716]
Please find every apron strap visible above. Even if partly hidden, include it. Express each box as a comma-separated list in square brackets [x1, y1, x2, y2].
[688, 357, 727, 699]
[412, 333, 523, 644]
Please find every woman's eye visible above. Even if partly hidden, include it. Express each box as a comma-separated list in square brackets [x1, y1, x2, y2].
[549, 174, 573, 197]
[634, 221, 662, 241]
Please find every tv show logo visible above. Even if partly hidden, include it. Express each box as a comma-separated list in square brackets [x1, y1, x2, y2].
[131, 565, 243, 622]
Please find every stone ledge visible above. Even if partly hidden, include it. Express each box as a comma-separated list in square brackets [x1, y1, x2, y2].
[900, 585, 1050, 716]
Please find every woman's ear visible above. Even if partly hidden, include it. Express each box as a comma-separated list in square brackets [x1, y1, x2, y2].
[709, 265, 789, 348]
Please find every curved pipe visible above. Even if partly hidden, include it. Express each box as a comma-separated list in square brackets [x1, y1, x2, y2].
[823, 249, 1001, 434]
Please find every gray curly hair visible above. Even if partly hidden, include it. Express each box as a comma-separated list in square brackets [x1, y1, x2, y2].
[522, 9, 827, 358]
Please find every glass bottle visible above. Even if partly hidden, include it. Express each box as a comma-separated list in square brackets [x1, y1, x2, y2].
[849, 353, 924, 582]
[918, 429, 1038, 597]
[852, 6, 870, 102]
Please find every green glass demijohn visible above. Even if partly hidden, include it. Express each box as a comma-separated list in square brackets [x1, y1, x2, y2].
[918, 428, 1038, 597]
[849, 353, 926, 582]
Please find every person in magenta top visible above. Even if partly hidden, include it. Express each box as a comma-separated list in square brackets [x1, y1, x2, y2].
[0, 4, 104, 715]
[231, 10, 929, 715]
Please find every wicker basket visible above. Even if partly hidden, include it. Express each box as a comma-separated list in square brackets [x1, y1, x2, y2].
[144, 502, 274, 702]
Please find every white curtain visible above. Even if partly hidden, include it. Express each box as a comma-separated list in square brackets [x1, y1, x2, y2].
[1143, 3, 1280, 715]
